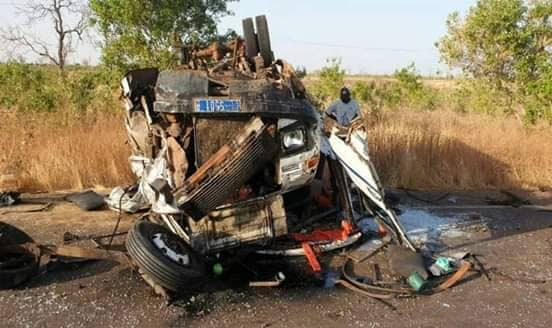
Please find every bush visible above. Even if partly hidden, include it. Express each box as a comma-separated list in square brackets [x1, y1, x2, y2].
[392, 63, 439, 111]
[0, 62, 58, 112]
[449, 80, 515, 116]
[308, 58, 345, 108]
[0, 62, 120, 115]
[66, 69, 119, 113]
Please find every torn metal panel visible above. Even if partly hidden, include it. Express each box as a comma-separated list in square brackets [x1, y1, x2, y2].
[154, 70, 209, 113]
[326, 128, 415, 251]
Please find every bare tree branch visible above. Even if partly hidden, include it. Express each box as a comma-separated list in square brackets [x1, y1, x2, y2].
[1, 0, 89, 72]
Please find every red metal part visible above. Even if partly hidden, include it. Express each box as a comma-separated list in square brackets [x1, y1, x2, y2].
[292, 220, 354, 242]
[301, 242, 321, 272]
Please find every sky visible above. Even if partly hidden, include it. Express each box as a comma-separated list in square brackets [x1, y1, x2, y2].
[0, 0, 477, 75]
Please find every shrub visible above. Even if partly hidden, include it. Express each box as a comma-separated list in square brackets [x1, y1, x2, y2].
[0, 62, 120, 115]
[308, 58, 346, 108]
[392, 63, 439, 111]
[0, 62, 58, 112]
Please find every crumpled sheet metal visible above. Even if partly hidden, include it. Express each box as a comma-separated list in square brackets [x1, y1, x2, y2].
[154, 70, 209, 113]
[106, 152, 181, 214]
[326, 130, 415, 251]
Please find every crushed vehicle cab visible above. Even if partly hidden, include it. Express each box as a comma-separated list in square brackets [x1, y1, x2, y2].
[112, 15, 412, 294]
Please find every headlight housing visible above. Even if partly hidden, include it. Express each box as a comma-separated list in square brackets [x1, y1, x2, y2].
[282, 129, 305, 151]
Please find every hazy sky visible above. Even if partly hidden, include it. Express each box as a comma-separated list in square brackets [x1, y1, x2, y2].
[0, 0, 477, 74]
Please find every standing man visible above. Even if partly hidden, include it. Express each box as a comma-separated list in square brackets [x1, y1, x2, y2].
[325, 87, 360, 127]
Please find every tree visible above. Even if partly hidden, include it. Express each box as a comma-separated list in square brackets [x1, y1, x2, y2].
[437, 0, 552, 121]
[89, 0, 237, 71]
[2, 0, 89, 72]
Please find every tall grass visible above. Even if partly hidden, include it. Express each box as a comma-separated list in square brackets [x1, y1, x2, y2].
[0, 112, 133, 191]
[367, 110, 552, 190]
[1, 109, 550, 192]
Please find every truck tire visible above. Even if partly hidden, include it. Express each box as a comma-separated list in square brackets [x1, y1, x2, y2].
[255, 15, 274, 66]
[126, 220, 205, 293]
[0, 222, 39, 289]
[0, 222, 33, 246]
[242, 17, 258, 60]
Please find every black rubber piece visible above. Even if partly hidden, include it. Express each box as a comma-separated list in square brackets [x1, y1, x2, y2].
[125, 221, 206, 293]
[66, 190, 106, 211]
[0, 222, 33, 247]
[0, 222, 39, 289]
[242, 17, 258, 60]
[255, 15, 274, 66]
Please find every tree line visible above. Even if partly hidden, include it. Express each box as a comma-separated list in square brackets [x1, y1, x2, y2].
[0, 0, 550, 123]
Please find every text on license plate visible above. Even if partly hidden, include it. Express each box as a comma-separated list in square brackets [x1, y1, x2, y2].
[195, 98, 241, 113]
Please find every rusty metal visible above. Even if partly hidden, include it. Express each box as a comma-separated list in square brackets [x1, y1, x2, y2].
[437, 261, 472, 290]
[187, 193, 287, 254]
[176, 117, 278, 220]
[39, 244, 128, 264]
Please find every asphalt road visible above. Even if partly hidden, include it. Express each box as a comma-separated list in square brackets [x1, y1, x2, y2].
[0, 190, 551, 328]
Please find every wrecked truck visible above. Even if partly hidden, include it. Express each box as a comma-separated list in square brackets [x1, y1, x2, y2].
[111, 15, 413, 294]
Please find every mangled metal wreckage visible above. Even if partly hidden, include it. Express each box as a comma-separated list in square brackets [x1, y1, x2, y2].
[109, 15, 414, 294]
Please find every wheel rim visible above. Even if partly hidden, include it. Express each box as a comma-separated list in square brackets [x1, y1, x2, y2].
[151, 232, 190, 266]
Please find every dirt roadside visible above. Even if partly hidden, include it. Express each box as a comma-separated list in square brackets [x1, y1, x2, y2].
[1, 190, 551, 328]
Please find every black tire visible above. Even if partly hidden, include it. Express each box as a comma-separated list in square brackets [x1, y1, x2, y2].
[125, 221, 205, 293]
[0, 221, 33, 246]
[242, 17, 258, 60]
[255, 15, 274, 66]
[0, 222, 39, 290]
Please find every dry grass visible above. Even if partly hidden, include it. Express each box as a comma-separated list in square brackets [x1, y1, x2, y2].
[1, 110, 551, 192]
[0, 112, 134, 192]
[367, 110, 552, 191]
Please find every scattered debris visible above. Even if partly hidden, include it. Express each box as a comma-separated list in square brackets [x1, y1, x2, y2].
[387, 245, 429, 280]
[0, 202, 53, 215]
[249, 272, 286, 287]
[1, 221, 128, 289]
[0, 191, 20, 208]
[0, 222, 39, 290]
[66, 190, 106, 211]
[347, 237, 389, 263]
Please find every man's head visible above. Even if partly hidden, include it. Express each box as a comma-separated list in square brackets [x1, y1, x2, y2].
[340, 87, 351, 104]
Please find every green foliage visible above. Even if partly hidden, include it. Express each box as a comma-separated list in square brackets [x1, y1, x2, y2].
[437, 0, 552, 123]
[0, 62, 119, 114]
[391, 63, 439, 111]
[394, 63, 423, 92]
[309, 58, 346, 108]
[352, 80, 376, 104]
[449, 80, 514, 115]
[0, 62, 57, 112]
[309, 61, 438, 113]
[89, 0, 237, 72]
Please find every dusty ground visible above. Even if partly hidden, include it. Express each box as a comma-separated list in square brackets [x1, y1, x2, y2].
[1, 190, 551, 328]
